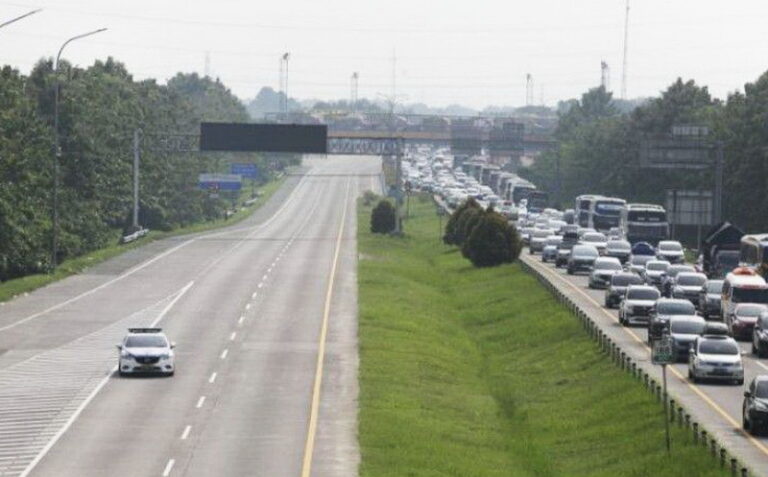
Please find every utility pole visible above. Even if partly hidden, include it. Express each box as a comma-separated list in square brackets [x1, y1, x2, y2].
[51, 27, 108, 270]
[714, 141, 724, 224]
[525, 74, 534, 107]
[621, 0, 630, 99]
[204, 51, 211, 78]
[0, 8, 41, 30]
[601, 61, 610, 91]
[350, 72, 359, 111]
[283, 52, 290, 115]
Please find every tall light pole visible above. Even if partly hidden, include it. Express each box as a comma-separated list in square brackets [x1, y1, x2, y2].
[51, 27, 107, 270]
[282, 52, 290, 115]
[0, 8, 42, 30]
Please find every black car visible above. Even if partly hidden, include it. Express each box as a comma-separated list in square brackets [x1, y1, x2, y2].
[699, 279, 724, 320]
[605, 240, 632, 264]
[753, 312, 768, 358]
[743, 376, 768, 434]
[704, 321, 729, 336]
[647, 299, 697, 344]
[661, 264, 697, 297]
[555, 232, 579, 268]
[668, 315, 706, 361]
[567, 245, 599, 275]
[605, 272, 645, 309]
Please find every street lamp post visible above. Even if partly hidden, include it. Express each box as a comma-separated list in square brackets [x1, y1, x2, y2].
[0, 9, 42, 30]
[51, 28, 107, 270]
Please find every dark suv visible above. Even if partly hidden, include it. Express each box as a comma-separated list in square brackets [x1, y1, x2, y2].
[605, 272, 644, 309]
[744, 376, 768, 435]
[567, 245, 599, 275]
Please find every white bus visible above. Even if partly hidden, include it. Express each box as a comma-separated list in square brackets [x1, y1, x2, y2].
[575, 195, 626, 231]
[721, 267, 768, 318]
[575, 195, 601, 228]
[620, 203, 669, 245]
[739, 234, 768, 278]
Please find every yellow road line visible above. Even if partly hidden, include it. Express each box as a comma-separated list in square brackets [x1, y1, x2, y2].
[300, 178, 351, 477]
[526, 256, 768, 456]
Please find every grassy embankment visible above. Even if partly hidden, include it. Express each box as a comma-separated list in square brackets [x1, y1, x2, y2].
[358, 195, 728, 477]
[0, 176, 286, 303]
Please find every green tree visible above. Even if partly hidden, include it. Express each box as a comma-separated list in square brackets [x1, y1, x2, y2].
[464, 211, 519, 267]
[370, 200, 396, 234]
[443, 198, 480, 245]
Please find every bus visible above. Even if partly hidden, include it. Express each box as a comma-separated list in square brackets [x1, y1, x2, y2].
[589, 196, 626, 231]
[507, 179, 536, 206]
[575, 195, 601, 228]
[739, 234, 768, 278]
[526, 190, 549, 214]
[620, 203, 669, 245]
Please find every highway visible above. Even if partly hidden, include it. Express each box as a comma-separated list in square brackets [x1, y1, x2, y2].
[0, 155, 379, 477]
[522, 252, 768, 476]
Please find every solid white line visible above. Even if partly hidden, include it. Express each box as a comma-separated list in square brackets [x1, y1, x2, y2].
[180, 425, 191, 440]
[162, 458, 175, 476]
[18, 281, 195, 477]
[229, 332, 236, 341]
[196, 396, 206, 408]
[0, 240, 194, 333]
[208, 372, 217, 384]
[756, 361, 768, 372]
[220, 349, 228, 360]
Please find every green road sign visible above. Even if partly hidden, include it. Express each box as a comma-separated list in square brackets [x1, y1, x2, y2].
[652, 336, 674, 365]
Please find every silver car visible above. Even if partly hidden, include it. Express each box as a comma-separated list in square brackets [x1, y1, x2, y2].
[688, 335, 743, 384]
[671, 272, 708, 307]
[541, 236, 563, 263]
[588, 257, 623, 289]
[619, 285, 661, 326]
[643, 260, 671, 288]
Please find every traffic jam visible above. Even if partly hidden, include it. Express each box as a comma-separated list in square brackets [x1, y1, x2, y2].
[412, 152, 768, 438]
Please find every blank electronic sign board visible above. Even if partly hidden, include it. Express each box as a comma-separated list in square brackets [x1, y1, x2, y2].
[200, 122, 328, 154]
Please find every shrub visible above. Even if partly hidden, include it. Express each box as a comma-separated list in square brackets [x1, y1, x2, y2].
[464, 211, 520, 267]
[443, 198, 480, 245]
[371, 200, 396, 234]
[459, 208, 484, 257]
[363, 190, 379, 206]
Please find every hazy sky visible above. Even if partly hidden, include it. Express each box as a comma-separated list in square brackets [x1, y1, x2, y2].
[2, 0, 768, 109]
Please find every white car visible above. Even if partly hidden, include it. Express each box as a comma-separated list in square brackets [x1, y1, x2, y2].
[580, 232, 608, 255]
[688, 335, 744, 384]
[588, 257, 623, 289]
[657, 240, 685, 264]
[117, 328, 175, 376]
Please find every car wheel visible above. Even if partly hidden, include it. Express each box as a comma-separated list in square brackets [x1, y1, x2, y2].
[744, 413, 751, 432]
[529, 248, 534, 255]
[738, 378, 745, 385]
[691, 372, 699, 383]
[753, 340, 758, 355]
[567, 267, 573, 275]
[702, 311, 708, 320]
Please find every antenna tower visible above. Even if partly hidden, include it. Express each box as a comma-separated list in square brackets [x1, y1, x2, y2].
[525, 74, 534, 107]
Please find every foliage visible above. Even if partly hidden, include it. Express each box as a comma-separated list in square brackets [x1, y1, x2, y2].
[362, 190, 379, 206]
[370, 200, 396, 234]
[442, 197, 480, 245]
[463, 210, 520, 267]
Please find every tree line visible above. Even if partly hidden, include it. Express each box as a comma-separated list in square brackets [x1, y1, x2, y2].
[0, 57, 291, 281]
[520, 73, 768, 235]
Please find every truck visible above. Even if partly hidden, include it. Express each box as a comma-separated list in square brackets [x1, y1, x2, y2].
[701, 222, 744, 278]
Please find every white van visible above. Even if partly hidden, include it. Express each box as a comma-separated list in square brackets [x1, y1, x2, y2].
[721, 267, 768, 318]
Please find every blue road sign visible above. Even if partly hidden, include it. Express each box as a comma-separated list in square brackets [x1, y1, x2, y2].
[198, 173, 242, 191]
[230, 163, 259, 179]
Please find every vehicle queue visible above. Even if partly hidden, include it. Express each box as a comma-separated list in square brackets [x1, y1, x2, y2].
[406, 148, 768, 436]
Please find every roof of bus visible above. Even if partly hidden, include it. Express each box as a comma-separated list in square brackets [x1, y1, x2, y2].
[594, 197, 626, 204]
[725, 270, 768, 287]
[741, 234, 768, 244]
[627, 203, 666, 211]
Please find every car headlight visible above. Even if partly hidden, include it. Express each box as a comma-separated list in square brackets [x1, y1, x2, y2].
[120, 352, 134, 360]
[754, 401, 768, 412]
[160, 353, 171, 360]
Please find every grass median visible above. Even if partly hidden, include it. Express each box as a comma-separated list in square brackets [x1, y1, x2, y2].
[0, 176, 286, 303]
[358, 195, 728, 477]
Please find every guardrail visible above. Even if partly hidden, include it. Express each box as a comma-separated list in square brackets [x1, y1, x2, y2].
[519, 257, 753, 477]
[121, 228, 149, 244]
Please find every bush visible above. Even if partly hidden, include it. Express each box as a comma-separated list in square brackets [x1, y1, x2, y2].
[459, 208, 484, 257]
[371, 200, 396, 234]
[363, 190, 379, 206]
[464, 211, 521, 267]
[443, 198, 480, 245]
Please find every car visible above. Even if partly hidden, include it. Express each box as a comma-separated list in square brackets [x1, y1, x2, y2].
[605, 239, 631, 264]
[567, 245, 600, 275]
[541, 236, 563, 263]
[607, 227, 623, 240]
[669, 315, 706, 361]
[618, 285, 661, 326]
[555, 235, 578, 268]
[671, 272, 708, 307]
[743, 376, 768, 434]
[657, 240, 685, 264]
[689, 335, 743, 384]
[643, 260, 671, 288]
[661, 264, 697, 297]
[647, 299, 697, 344]
[704, 321, 729, 336]
[752, 312, 768, 357]
[588, 257, 623, 289]
[729, 303, 768, 341]
[561, 224, 579, 236]
[605, 272, 645, 308]
[520, 227, 534, 245]
[577, 227, 597, 240]
[625, 254, 655, 275]
[699, 279, 724, 320]
[117, 328, 175, 376]
[631, 241, 656, 256]
[580, 232, 608, 255]
[529, 229, 554, 254]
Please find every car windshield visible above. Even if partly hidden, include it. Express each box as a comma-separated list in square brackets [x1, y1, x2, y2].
[628, 289, 660, 300]
[657, 302, 696, 315]
[733, 288, 768, 304]
[736, 304, 768, 317]
[707, 281, 724, 293]
[583, 233, 606, 242]
[670, 320, 705, 335]
[125, 335, 167, 348]
[757, 381, 768, 398]
[612, 275, 644, 286]
[647, 262, 669, 271]
[659, 243, 683, 252]
[631, 256, 653, 265]
[546, 238, 562, 246]
[699, 340, 739, 355]
[607, 241, 630, 251]
[573, 246, 598, 257]
[595, 261, 622, 271]
[677, 275, 706, 286]
[668, 266, 695, 277]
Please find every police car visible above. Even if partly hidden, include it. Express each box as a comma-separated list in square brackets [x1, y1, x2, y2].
[117, 328, 175, 376]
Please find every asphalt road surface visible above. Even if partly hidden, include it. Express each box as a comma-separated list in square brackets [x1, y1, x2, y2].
[522, 252, 768, 476]
[0, 155, 380, 477]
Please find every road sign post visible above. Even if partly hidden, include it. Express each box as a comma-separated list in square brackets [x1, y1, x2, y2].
[652, 336, 674, 453]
